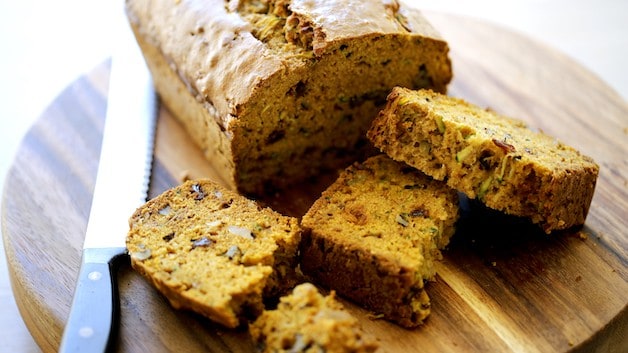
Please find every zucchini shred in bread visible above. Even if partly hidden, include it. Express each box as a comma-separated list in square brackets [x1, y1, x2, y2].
[125, 0, 452, 195]
[367, 87, 599, 233]
[300, 155, 460, 327]
[249, 283, 379, 353]
[126, 179, 302, 328]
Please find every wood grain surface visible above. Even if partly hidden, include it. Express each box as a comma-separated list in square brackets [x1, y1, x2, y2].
[2, 12, 627, 353]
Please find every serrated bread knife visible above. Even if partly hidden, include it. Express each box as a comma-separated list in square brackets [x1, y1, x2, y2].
[58, 13, 157, 353]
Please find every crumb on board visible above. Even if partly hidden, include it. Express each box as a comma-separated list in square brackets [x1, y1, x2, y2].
[368, 313, 386, 321]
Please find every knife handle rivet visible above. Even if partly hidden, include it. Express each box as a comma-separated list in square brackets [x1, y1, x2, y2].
[78, 326, 94, 338]
[88, 271, 102, 281]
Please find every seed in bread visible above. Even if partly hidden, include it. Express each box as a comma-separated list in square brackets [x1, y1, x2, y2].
[126, 179, 302, 328]
[367, 87, 599, 233]
[300, 155, 459, 327]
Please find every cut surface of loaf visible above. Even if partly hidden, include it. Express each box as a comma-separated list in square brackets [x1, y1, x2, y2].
[126, 0, 452, 195]
[367, 87, 599, 233]
[126, 179, 302, 328]
[249, 283, 379, 353]
[300, 155, 459, 327]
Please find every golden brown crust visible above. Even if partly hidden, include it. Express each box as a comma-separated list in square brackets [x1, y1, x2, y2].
[126, 179, 302, 328]
[368, 87, 599, 233]
[126, 0, 280, 125]
[300, 155, 459, 327]
[126, 0, 452, 195]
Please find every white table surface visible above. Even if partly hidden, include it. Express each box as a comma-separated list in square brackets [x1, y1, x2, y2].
[1, 1, 626, 352]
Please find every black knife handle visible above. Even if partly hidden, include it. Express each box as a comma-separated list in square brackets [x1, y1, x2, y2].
[58, 247, 126, 353]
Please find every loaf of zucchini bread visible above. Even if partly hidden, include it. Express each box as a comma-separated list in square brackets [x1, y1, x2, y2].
[367, 87, 599, 233]
[300, 155, 459, 327]
[126, 179, 302, 328]
[125, 0, 452, 195]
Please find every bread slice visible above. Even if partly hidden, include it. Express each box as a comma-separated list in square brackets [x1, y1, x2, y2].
[367, 87, 599, 233]
[126, 179, 302, 328]
[126, 0, 452, 195]
[300, 155, 459, 327]
[249, 283, 378, 353]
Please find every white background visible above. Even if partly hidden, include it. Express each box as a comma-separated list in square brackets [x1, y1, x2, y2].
[1, 1, 626, 351]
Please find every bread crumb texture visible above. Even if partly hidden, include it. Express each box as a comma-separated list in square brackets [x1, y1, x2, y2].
[300, 154, 459, 327]
[126, 179, 302, 328]
[249, 283, 379, 353]
[368, 87, 599, 233]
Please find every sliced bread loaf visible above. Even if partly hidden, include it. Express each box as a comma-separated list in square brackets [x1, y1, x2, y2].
[126, 0, 452, 195]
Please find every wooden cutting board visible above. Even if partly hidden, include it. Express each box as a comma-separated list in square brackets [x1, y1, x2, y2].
[2, 12, 627, 353]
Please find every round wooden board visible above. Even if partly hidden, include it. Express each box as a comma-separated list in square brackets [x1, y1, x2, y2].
[2, 12, 627, 353]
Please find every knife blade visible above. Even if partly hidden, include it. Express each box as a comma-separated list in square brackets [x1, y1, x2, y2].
[58, 10, 157, 353]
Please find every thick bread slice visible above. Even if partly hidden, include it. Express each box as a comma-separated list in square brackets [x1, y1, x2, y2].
[367, 87, 599, 233]
[126, 179, 302, 328]
[125, 0, 452, 195]
[300, 155, 459, 327]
